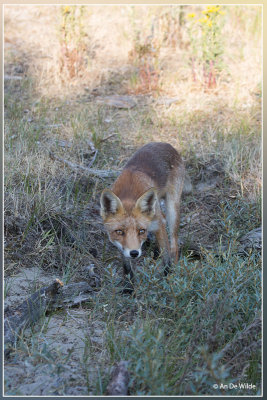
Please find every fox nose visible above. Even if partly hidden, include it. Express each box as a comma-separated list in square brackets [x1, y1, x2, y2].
[130, 250, 139, 258]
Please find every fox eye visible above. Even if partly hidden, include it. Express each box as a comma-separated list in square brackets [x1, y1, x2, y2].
[115, 229, 124, 236]
[139, 229, 146, 235]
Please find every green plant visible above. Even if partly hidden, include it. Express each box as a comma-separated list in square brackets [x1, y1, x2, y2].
[99, 240, 261, 395]
[187, 5, 225, 89]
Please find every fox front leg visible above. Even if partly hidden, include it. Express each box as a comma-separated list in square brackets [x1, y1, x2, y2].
[122, 259, 135, 294]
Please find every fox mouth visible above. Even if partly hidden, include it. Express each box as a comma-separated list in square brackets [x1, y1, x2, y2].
[111, 240, 142, 259]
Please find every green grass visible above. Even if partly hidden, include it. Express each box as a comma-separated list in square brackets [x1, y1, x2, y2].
[4, 90, 261, 394]
[4, 92, 262, 395]
[4, 4, 261, 396]
[86, 244, 261, 395]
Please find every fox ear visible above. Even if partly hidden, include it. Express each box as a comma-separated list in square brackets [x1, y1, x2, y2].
[100, 189, 123, 219]
[135, 188, 157, 216]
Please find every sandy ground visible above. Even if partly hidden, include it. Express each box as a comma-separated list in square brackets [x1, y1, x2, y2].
[5, 266, 108, 395]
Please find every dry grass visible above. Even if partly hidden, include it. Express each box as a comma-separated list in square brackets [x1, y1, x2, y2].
[4, 5, 261, 396]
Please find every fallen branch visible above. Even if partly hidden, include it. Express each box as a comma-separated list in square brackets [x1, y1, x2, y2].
[106, 361, 130, 396]
[50, 152, 120, 178]
[4, 279, 63, 356]
[4, 280, 96, 357]
[51, 281, 96, 309]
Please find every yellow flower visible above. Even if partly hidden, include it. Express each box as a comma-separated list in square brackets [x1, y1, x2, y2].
[198, 16, 209, 24]
[201, 10, 210, 17]
[204, 5, 221, 14]
[208, 5, 220, 11]
[187, 12, 196, 19]
[63, 6, 70, 14]
[219, 10, 226, 15]
[207, 20, 213, 27]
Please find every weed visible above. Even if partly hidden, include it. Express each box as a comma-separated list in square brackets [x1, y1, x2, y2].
[155, 5, 187, 48]
[128, 35, 161, 94]
[99, 241, 261, 395]
[186, 5, 226, 89]
[128, 9, 161, 94]
[59, 6, 89, 79]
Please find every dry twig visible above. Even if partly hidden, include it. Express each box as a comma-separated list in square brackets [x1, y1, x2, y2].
[49, 152, 119, 178]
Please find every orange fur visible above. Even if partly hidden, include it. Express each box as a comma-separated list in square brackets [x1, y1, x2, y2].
[100, 142, 185, 268]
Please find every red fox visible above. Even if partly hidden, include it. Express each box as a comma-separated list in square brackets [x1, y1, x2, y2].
[100, 142, 189, 281]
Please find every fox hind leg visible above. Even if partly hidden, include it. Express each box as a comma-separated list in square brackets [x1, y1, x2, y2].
[155, 214, 172, 275]
[165, 171, 185, 264]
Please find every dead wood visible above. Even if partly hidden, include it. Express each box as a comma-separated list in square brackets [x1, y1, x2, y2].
[106, 361, 130, 396]
[4, 279, 63, 356]
[51, 281, 95, 309]
[49, 152, 120, 178]
[4, 280, 96, 357]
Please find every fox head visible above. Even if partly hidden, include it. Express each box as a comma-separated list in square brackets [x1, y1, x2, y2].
[100, 188, 158, 259]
